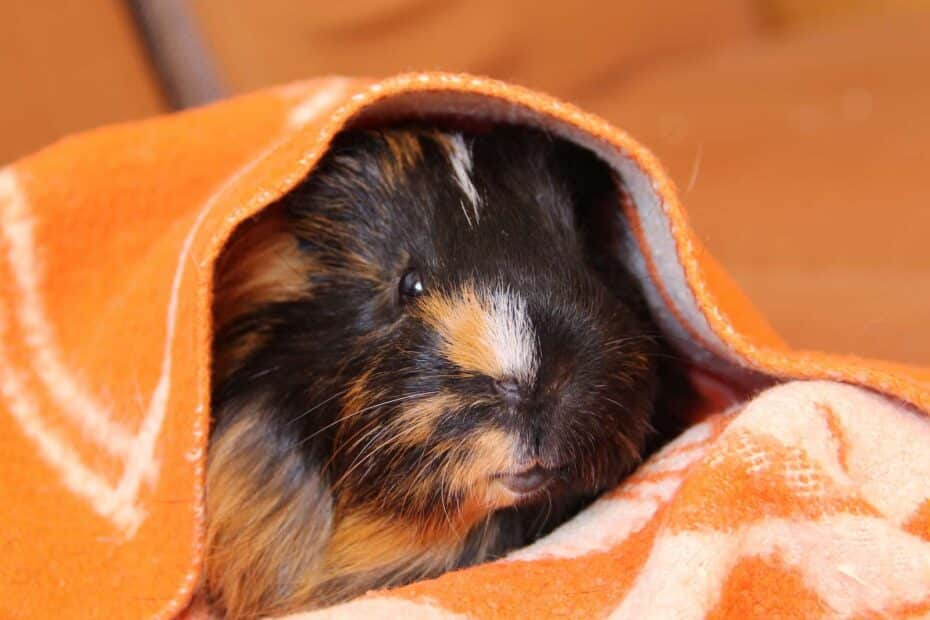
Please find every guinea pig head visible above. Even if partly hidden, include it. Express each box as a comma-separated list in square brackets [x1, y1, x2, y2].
[213, 125, 660, 542]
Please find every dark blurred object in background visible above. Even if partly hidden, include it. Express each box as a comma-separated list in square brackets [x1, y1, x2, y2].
[2, 0, 928, 364]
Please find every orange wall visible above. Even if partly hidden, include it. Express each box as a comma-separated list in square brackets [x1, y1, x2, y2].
[0, 0, 165, 164]
[2, 2, 926, 364]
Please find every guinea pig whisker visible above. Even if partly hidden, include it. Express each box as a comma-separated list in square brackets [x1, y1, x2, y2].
[535, 489, 554, 538]
[600, 334, 654, 351]
[341, 427, 395, 484]
[399, 446, 441, 511]
[288, 386, 352, 425]
[328, 413, 404, 475]
[562, 423, 595, 486]
[641, 350, 690, 363]
[599, 395, 632, 415]
[330, 442, 395, 497]
[583, 408, 641, 465]
[439, 479, 457, 537]
[297, 390, 438, 449]
[442, 468, 470, 539]
[323, 392, 444, 494]
[342, 391, 440, 423]
[400, 448, 462, 520]
[596, 394, 656, 442]
[329, 390, 439, 488]
[248, 365, 281, 381]
[324, 422, 386, 471]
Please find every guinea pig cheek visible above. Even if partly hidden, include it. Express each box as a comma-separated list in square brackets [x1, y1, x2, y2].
[390, 393, 464, 448]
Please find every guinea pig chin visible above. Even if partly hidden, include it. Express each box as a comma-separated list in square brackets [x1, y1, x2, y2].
[443, 426, 562, 514]
[387, 395, 557, 512]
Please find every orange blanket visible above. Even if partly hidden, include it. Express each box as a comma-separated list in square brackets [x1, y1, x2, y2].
[1, 73, 928, 619]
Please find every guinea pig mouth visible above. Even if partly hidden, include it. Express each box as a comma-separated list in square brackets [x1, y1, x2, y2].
[492, 464, 562, 497]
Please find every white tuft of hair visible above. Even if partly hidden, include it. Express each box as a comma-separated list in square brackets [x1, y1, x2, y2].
[447, 133, 481, 226]
[485, 287, 539, 385]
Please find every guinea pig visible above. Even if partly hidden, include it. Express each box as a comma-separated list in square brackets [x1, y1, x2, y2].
[205, 124, 685, 618]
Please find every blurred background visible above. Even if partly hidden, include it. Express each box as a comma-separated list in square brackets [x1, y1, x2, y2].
[3, 0, 928, 364]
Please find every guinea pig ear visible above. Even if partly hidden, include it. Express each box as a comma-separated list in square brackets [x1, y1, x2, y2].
[554, 139, 656, 324]
[552, 140, 626, 264]
[212, 206, 312, 381]
[551, 140, 703, 439]
[551, 137, 616, 213]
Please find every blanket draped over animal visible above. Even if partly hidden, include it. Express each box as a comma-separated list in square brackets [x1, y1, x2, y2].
[1, 73, 928, 619]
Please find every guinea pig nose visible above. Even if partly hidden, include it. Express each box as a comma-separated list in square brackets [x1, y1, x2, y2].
[493, 378, 522, 403]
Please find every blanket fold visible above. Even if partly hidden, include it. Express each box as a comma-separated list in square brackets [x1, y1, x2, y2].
[0, 73, 927, 619]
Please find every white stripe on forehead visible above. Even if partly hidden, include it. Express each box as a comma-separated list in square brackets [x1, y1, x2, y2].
[485, 288, 539, 384]
[446, 133, 481, 227]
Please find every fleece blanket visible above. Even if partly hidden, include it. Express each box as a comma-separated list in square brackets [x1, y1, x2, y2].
[0, 73, 928, 620]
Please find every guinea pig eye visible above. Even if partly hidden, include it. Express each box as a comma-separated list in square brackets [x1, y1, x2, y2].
[399, 268, 425, 300]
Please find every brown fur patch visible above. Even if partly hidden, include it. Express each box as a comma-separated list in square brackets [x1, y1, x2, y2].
[428, 131, 459, 162]
[390, 392, 463, 447]
[321, 511, 460, 589]
[418, 284, 502, 379]
[213, 207, 309, 328]
[341, 367, 374, 416]
[380, 131, 424, 186]
[289, 211, 384, 284]
[205, 412, 508, 616]
[332, 367, 385, 446]
[212, 207, 310, 380]
[204, 413, 333, 619]
[327, 367, 391, 487]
